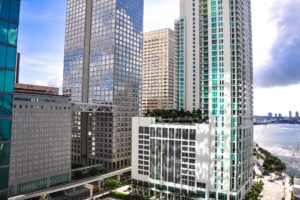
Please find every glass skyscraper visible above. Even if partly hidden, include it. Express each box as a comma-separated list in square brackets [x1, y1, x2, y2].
[63, 0, 143, 170]
[0, 0, 21, 199]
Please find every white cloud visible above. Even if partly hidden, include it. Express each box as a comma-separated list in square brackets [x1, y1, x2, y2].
[252, 0, 278, 70]
[19, 52, 63, 95]
[20, 53, 63, 74]
[34, 75, 63, 94]
[34, 80, 47, 86]
[144, 0, 180, 32]
[252, 0, 300, 114]
[254, 84, 300, 116]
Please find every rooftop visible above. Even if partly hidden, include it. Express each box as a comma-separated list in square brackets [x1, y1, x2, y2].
[14, 83, 59, 95]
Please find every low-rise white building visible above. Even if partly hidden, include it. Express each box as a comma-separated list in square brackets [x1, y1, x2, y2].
[132, 117, 215, 199]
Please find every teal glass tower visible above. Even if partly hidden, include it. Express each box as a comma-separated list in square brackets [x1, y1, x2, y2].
[0, 0, 21, 199]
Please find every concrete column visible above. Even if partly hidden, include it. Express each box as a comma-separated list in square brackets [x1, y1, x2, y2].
[98, 180, 103, 191]
[82, 0, 93, 103]
[81, 113, 89, 165]
[84, 184, 94, 199]
[116, 174, 121, 182]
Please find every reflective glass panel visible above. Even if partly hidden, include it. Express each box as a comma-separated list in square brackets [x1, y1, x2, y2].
[8, 24, 17, 45]
[6, 47, 16, 68]
[0, 119, 11, 141]
[4, 70, 14, 92]
[0, 167, 9, 189]
[0, 45, 6, 66]
[0, 143, 10, 165]
[9, 0, 20, 21]
[0, 0, 9, 18]
[0, 21, 8, 43]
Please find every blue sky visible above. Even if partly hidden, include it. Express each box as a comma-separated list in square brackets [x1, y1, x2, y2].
[18, 0, 300, 115]
[18, 0, 66, 86]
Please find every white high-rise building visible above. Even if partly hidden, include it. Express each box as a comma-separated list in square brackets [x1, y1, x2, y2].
[132, 0, 253, 199]
[176, 0, 253, 198]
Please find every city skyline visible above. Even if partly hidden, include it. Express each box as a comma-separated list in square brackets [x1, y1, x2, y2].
[17, 0, 300, 116]
[1, 0, 297, 199]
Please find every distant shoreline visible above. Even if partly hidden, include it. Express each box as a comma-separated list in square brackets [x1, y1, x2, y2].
[254, 122, 300, 125]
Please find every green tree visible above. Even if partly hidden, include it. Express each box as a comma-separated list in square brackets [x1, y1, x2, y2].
[245, 180, 264, 200]
[104, 178, 121, 190]
[170, 110, 178, 121]
[40, 194, 47, 200]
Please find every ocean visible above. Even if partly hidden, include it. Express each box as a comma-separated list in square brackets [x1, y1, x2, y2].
[254, 124, 300, 177]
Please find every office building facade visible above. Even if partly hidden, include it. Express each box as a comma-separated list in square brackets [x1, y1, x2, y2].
[63, 0, 143, 169]
[0, 0, 21, 199]
[142, 29, 177, 115]
[9, 85, 72, 196]
[132, 117, 211, 199]
[175, 0, 253, 199]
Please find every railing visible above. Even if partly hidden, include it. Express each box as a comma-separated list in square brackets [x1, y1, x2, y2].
[9, 167, 131, 200]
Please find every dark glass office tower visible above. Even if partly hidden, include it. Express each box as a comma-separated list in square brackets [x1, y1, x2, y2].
[63, 0, 143, 170]
[0, 0, 21, 199]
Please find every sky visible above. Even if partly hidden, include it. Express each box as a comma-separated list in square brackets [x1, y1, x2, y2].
[17, 0, 300, 116]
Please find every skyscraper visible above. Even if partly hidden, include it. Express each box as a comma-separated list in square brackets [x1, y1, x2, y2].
[63, 0, 143, 170]
[289, 111, 292, 118]
[0, 0, 21, 199]
[174, 0, 253, 198]
[141, 29, 177, 115]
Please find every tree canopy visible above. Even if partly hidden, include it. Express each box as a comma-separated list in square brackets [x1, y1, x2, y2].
[245, 180, 264, 200]
[259, 147, 286, 172]
[145, 109, 208, 123]
[104, 178, 121, 189]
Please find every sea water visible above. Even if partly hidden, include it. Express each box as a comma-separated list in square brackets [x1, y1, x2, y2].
[254, 124, 300, 177]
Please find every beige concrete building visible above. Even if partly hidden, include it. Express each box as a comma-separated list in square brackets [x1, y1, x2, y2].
[142, 28, 177, 115]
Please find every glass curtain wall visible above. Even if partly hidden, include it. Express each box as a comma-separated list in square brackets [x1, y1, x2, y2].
[0, 0, 21, 199]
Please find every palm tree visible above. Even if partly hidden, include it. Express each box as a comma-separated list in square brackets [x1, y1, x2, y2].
[170, 110, 178, 121]
[40, 194, 47, 200]
[192, 110, 197, 122]
[289, 177, 294, 186]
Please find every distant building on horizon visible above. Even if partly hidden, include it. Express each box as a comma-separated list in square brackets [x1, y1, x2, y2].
[15, 52, 21, 84]
[141, 28, 177, 115]
[9, 84, 72, 196]
[279, 113, 283, 118]
[296, 112, 299, 119]
[289, 111, 292, 118]
[268, 112, 273, 118]
[275, 113, 278, 118]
